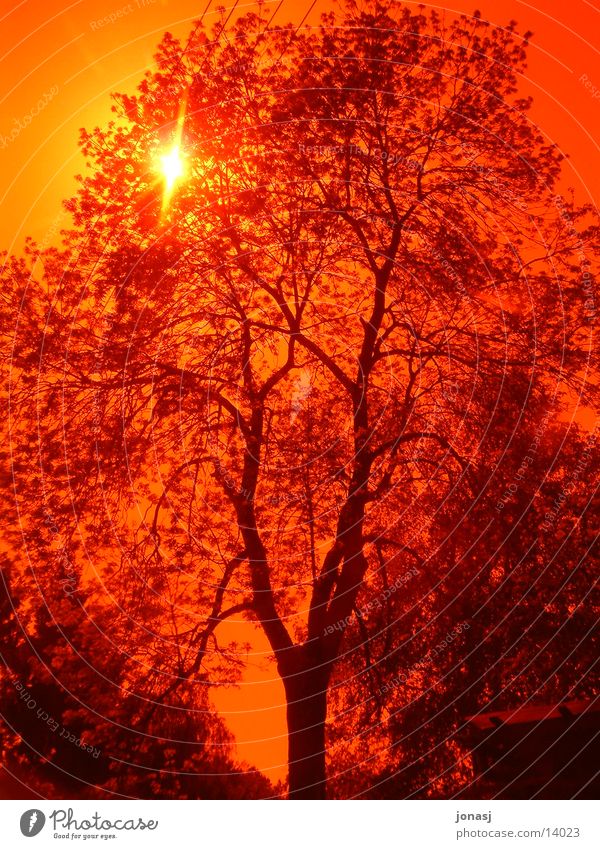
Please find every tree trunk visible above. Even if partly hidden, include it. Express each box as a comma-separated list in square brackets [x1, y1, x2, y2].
[284, 658, 329, 799]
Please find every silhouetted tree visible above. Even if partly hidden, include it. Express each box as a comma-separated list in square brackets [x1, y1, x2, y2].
[0, 547, 274, 799]
[326, 420, 600, 797]
[2, 0, 598, 798]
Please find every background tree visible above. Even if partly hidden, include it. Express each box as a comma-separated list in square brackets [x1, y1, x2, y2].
[2, 0, 598, 798]
[326, 420, 600, 798]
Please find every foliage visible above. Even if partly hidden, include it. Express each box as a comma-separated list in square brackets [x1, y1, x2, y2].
[1, 0, 598, 797]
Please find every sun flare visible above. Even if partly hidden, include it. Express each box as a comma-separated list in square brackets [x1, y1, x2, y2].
[160, 145, 185, 193]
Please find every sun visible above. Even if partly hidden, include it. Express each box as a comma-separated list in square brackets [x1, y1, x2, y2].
[160, 145, 185, 193]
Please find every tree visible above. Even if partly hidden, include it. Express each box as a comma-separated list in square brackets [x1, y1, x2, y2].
[326, 421, 600, 798]
[0, 522, 274, 799]
[2, 0, 598, 798]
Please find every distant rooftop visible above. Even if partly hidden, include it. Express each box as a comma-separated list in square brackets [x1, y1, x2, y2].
[466, 698, 600, 731]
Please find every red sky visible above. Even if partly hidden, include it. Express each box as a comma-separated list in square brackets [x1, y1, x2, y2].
[1, 0, 598, 782]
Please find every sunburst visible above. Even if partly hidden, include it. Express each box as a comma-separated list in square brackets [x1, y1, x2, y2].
[160, 145, 184, 193]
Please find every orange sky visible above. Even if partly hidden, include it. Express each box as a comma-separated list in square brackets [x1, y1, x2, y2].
[1, 0, 598, 784]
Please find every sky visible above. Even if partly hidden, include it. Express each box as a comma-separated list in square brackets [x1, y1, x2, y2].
[1, 0, 598, 782]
